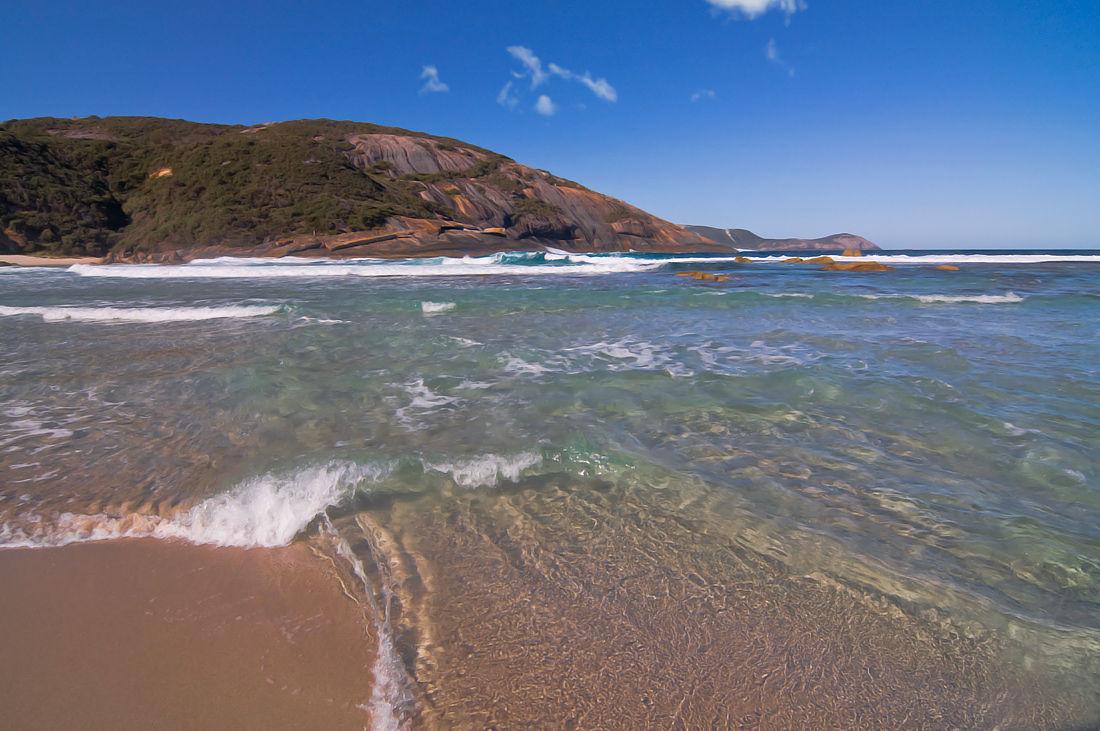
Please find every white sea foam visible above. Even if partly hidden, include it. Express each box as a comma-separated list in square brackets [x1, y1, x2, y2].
[0, 461, 389, 549]
[394, 378, 463, 429]
[756, 292, 1024, 304]
[159, 462, 390, 547]
[855, 292, 1025, 304]
[421, 301, 456, 314]
[455, 379, 496, 390]
[738, 253, 1100, 265]
[0, 304, 280, 322]
[564, 338, 673, 371]
[323, 521, 414, 731]
[68, 252, 667, 279]
[910, 292, 1025, 304]
[501, 353, 563, 377]
[424, 451, 543, 487]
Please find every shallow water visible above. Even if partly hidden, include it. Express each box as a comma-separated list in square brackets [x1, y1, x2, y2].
[2, 251, 1099, 729]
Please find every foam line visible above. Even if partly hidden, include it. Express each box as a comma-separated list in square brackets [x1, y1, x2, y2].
[0, 304, 280, 322]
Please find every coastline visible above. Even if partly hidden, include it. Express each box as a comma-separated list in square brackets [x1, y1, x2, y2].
[0, 254, 104, 266]
[0, 539, 376, 731]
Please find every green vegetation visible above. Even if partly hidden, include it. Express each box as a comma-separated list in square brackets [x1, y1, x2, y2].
[0, 117, 495, 256]
[512, 197, 559, 219]
[546, 174, 586, 190]
[604, 209, 637, 224]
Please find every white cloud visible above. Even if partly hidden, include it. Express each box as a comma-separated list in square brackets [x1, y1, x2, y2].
[535, 95, 558, 116]
[419, 65, 449, 94]
[503, 47, 617, 112]
[765, 39, 795, 77]
[548, 63, 618, 102]
[705, 0, 804, 20]
[507, 46, 550, 88]
[497, 81, 519, 110]
[691, 89, 716, 102]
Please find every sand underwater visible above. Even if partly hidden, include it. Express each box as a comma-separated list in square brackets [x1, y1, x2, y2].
[1, 250, 1099, 730]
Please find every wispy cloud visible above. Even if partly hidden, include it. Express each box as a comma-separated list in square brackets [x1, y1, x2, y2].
[419, 65, 449, 94]
[535, 95, 558, 116]
[507, 46, 550, 88]
[503, 47, 617, 112]
[705, 0, 805, 20]
[765, 39, 795, 77]
[496, 81, 519, 110]
[691, 89, 717, 102]
[548, 63, 618, 102]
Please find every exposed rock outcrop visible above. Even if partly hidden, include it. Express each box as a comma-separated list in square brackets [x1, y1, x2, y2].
[819, 261, 896, 272]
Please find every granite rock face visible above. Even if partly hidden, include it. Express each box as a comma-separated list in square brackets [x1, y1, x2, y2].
[327, 133, 723, 258]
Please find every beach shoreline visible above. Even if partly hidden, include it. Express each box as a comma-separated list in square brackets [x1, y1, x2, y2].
[0, 538, 376, 731]
[0, 254, 104, 266]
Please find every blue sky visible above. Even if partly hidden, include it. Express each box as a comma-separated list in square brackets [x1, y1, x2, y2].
[4, 0, 1099, 248]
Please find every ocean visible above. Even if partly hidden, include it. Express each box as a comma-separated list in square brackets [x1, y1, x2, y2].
[1, 249, 1098, 730]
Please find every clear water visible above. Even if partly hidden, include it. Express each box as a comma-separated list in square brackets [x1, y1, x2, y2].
[2, 251, 1098, 729]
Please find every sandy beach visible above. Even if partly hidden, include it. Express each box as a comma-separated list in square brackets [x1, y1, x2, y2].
[0, 539, 376, 731]
[0, 255, 103, 267]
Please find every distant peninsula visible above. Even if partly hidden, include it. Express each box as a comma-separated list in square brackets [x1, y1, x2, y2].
[684, 226, 880, 252]
[0, 116, 729, 262]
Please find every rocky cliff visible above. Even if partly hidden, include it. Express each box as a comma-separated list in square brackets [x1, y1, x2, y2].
[0, 117, 721, 261]
[685, 225, 879, 252]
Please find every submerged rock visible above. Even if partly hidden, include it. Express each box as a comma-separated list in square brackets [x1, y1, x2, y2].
[819, 261, 896, 272]
[936, 265, 960, 271]
[675, 270, 729, 282]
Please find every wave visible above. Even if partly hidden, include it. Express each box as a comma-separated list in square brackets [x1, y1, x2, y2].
[424, 452, 543, 488]
[61, 249, 1100, 282]
[67, 252, 669, 279]
[0, 304, 281, 322]
[1, 453, 545, 549]
[421, 301, 455, 314]
[0, 462, 388, 549]
[739, 253, 1100, 265]
[752, 292, 1024, 304]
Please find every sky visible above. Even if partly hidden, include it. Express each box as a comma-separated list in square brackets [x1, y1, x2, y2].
[4, 0, 1099, 248]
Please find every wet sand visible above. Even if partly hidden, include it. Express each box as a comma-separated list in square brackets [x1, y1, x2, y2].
[0, 538, 375, 731]
[343, 477, 1090, 731]
[0, 255, 103, 266]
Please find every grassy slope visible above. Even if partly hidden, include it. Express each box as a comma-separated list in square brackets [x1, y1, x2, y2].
[0, 117, 504, 257]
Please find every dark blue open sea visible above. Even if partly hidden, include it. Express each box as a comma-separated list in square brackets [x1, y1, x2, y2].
[2, 249, 1098, 729]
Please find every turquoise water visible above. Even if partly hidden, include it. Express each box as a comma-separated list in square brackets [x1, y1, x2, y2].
[2, 251, 1098, 729]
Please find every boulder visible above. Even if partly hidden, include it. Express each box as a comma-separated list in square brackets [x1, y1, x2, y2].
[819, 261, 896, 272]
[841, 249, 863, 257]
[676, 270, 728, 282]
[781, 257, 805, 263]
[734, 256, 752, 263]
[804, 256, 835, 264]
[936, 265, 960, 271]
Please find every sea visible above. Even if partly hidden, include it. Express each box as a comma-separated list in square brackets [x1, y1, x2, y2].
[2, 249, 1098, 730]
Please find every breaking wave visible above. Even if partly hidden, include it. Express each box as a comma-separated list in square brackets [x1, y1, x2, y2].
[0, 452, 546, 549]
[0, 304, 282, 322]
[67, 252, 671, 279]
